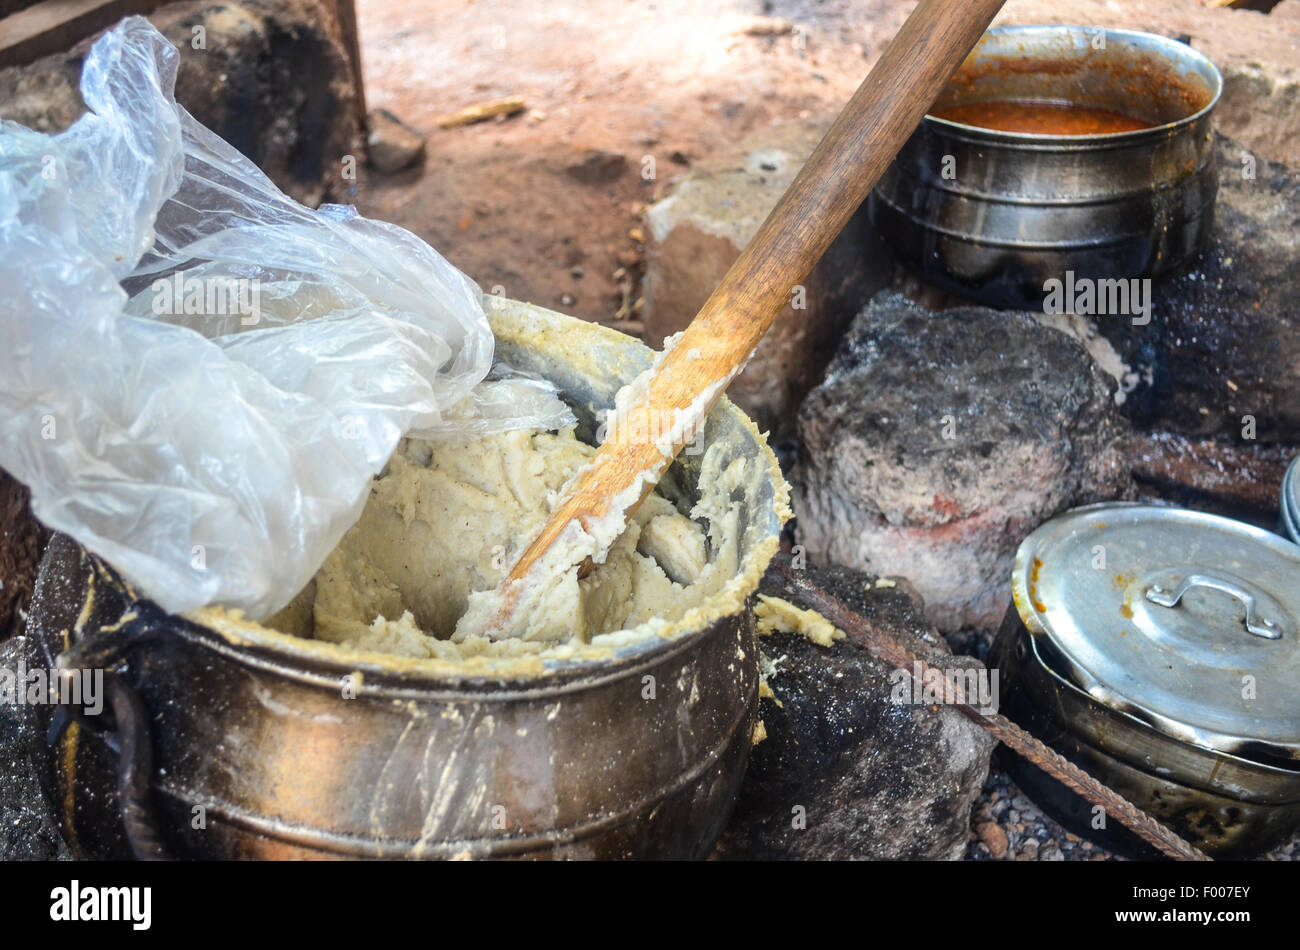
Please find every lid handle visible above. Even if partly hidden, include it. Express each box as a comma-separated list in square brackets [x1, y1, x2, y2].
[1144, 574, 1282, 641]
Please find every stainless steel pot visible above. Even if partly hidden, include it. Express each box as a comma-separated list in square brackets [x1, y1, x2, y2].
[1283, 455, 1299, 546]
[25, 297, 790, 860]
[993, 502, 1300, 858]
[872, 26, 1222, 308]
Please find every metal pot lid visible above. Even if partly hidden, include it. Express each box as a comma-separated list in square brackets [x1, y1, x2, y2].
[1012, 502, 1300, 760]
[1283, 455, 1300, 546]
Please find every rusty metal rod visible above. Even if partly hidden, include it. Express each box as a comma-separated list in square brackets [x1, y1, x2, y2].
[769, 558, 1211, 862]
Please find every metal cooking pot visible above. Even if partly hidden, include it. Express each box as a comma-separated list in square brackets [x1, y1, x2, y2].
[24, 297, 790, 860]
[993, 502, 1300, 858]
[872, 26, 1222, 308]
[1282, 455, 1299, 546]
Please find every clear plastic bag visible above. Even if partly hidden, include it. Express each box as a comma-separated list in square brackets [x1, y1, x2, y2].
[0, 18, 571, 621]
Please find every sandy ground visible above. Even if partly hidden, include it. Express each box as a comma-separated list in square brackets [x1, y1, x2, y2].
[350, 0, 909, 327]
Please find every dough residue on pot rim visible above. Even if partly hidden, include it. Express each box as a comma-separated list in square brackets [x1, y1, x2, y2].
[258, 426, 753, 660]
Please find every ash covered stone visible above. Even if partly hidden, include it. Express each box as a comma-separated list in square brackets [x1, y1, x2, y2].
[793, 291, 1132, 634]
[1101, 135, 1300, 442]
[0, 637, 69, 860]
[715, 559, 995, 861]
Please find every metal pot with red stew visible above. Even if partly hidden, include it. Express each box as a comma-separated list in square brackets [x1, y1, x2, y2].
[872, 26, 1223, 308]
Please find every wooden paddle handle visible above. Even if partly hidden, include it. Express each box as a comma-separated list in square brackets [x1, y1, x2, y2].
[496, 0, 1006, 622]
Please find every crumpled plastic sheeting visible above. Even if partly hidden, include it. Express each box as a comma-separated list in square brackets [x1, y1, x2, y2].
[0, 18, 571, 621]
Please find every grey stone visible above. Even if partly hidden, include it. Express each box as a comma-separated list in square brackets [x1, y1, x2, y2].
[715, 560, 995, 861]
[0, 52, 81, 134]
[366, 107, 426, 174]
[564, 148, 628, 185]
[793, 291, 1132, 633]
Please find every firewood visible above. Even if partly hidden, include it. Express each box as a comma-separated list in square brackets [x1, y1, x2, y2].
[436, 96, 525, 128]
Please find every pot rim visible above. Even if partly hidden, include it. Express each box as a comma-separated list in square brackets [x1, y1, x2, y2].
[1013, 621, 1300, 783]
[923, 25, 1224, 145]
[178, 298, 791, 686]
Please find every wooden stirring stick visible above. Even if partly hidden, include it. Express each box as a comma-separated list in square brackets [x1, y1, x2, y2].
[478, 0, 1007, 638]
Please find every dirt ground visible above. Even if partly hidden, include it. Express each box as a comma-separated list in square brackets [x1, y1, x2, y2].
[350, 0, 911, 327]
[350, 0, 1299, 329]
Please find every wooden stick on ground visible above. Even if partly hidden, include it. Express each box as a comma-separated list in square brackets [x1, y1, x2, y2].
[436, 96, 525, 128]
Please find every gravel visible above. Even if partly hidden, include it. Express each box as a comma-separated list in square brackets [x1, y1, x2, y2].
[965, 767, 1299, 861]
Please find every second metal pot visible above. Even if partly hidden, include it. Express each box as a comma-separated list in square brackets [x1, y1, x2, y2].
[993, 502, 1300, 858]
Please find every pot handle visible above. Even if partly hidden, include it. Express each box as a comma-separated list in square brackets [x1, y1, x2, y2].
[48, 673, 170, 861]
[1144, 574, 1282, 641]
[105, 675, 171, 861]
[50, 600, 173, 861]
